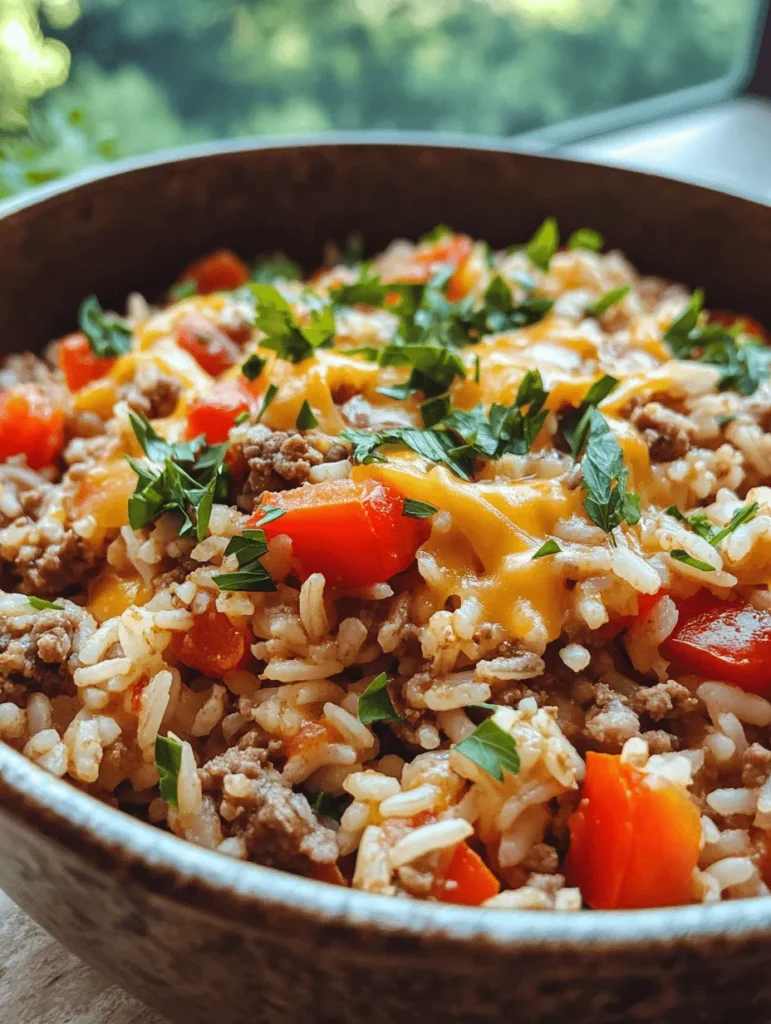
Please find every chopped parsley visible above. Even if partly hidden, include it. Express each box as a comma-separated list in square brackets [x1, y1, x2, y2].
[154, 734, 183, 810]
[247, 283, 335, 364]
[473, 353, 481, 383]
[420, 393, 451, 428]
[665, 290, 771, 395]
[295, 400, 318, 430]
[126, 412, 229, 542]
[212, 512, 285, 592]
[310, 790, 348, 823]
[169, 279, 198, 301]
[256, 383, 278, 423]
[669, 550, 715, 572]
[526, 217, 559, 272]
[567, 228, 604, 252]
[330, 266, 391, 308]
[473, 275, 554, 334]
[585, 285, 630, 319]
[531, 539, 561, 560]
[443, 369, 550, 459]
[560, 374, 619, 456]
[403, 498, 438, 519]
[27, 596, 64, 611]
[454, 717, 520, 781]
[357, 672, 403, 725]
[78, 295, 133, 358]
[241, 353, 266, 381]
[666, 500, 759, 548]
[579, 407, 641, 541]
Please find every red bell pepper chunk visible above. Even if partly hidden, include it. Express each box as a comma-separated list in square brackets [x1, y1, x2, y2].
[249, 478, 430, 588]
[433, 842, 501, 906]
[178, 249, 250, 295]
[186, 379, 253, 444]
[661, 591, 771, 694]
[567, 752, 700, 909]
[398, 232, 474, 294]
[175, 312, 242, 377]
[0, 384, 65, 470]
[58, 332, 116, 391]
[172, 607, 251, 677]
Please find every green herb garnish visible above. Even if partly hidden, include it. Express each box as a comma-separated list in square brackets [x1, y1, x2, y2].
[126, 412, 229, 542]
[212, 513, 284, 592]
[78, 295, 133, 358]
[256, 383, 278, 423]
[251, 256, 302, 284]
[241, 353, 266, 381]
[169, 279, 198, 301]
[330, 267, 391, 308]
[531, 539, 561, 560]
[311, 790, 348, 823]
[580, 407, 641, 541]
[567, 228, 604, 252]
[403, 498, 438, 519]
[421, 393, 451, 428]
[666, 500, 759, 548]
[247, 283, 335, 364]
[526, 217, 559, 272]
[27, 596, 64, 611]
[585, 285, 630, 318]
[357, 672, 403, 725]
[669, 550, 716, 573]
[296, 400, 318, 430]
[154, 734, 183, 810]
[454, 717, 520, 782]
[560, 374, 619, 456]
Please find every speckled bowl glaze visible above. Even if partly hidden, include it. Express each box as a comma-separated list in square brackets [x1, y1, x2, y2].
[2, 139, 771, 1024]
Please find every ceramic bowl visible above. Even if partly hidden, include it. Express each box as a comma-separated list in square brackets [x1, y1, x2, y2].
[2, 139, 771, 1024]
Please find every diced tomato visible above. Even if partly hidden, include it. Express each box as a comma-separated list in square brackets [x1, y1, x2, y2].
[249, 478, 431, 588]
[172, 607, 251, 677]
[186, 379, 253, 444]
[178, 249, 250, 295]
[397, 233, 474, 290]
[284, 719, 339, 759]
[175, 312, 242, 376]
[710, 309, 769, 342]
[636, 590, 665, 621]
[567, 752, 700, 909]
[661, 591, 771, 694]
[58, 332, 116, 391]
[0, 384, 65, 470]
[131, 677, 149, 714]
[433, 842, 501, 906]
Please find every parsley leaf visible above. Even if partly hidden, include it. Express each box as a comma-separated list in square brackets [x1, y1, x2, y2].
[421, 393, 451, 428]
[169, 279, 198, 301]
[670, 550, 716, 573]
[560, 374, 619, 456]
[665, 290, 771, 396]
[526, 217, 559, 272]
[474, 275, 554, 334]
[403, 498, 437, 518]
[241, 353, 266, 381]
[585, 285, 630, 318]
[357, 672, 402, 725]
[377, 342, 466, 400]
[247, 283, 335, 364]
[78, 295, 133, 358]
[454, 717, 520, 782]
[126, 412, 229, 542]
[567, 228, 604, 252]
[532, 539, 561, 560]
[310, 790, 348, 823]
[340, 425, 475, 480]
[580, 407, 641, 540]
[296, 400, 318, 430]
[212, 519, 281, 592]
[420, 224, 453, 245]
[256, 383, 278, 422]
[330, 266, 391, 308]
[251, 256, 302, 283]
[444, 369, 550, 459]
[666, 500, 759, 548]
[154, 734, 183, 810]
[27, 596, 64, 611]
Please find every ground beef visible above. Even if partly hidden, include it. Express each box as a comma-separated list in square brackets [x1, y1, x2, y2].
[641, 729, 678, 754]
[630, 401, 694, 462]
[742, 743, 771, 788]
[584, 695, 640, 750]
[199, 742, 338, 872]
[238, 426, 349, 501]
[629, 679, 698, 721]
[0, 607, 80, 696]
[118, 365, 182, 419]
[12, 525, 103, 599]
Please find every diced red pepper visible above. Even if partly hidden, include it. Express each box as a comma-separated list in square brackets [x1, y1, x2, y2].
[172, 607, 251, 677]
[567, 752, 700, 909]
[397, 233, 474, 293]
[58, 332, 116, 391]
[661, 591, 771, 694]
[249, 478, 430, 588]
[0, 384, 65, 470]
[178, 249, 250, 295]
[175, 312, 242, 376]
[433, 842, 501, 906]
[186, 379, 253, 444]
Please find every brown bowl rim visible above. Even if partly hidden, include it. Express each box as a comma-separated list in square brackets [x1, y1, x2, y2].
[2, 134, 771, 952]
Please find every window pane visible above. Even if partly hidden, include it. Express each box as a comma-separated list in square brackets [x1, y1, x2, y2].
[0, 0, 764, 193]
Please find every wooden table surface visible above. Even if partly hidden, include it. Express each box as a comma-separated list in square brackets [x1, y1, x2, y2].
[0, 890, 166, 1024]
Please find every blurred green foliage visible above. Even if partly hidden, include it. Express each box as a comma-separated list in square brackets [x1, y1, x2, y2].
[0, 0, 761, 198]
